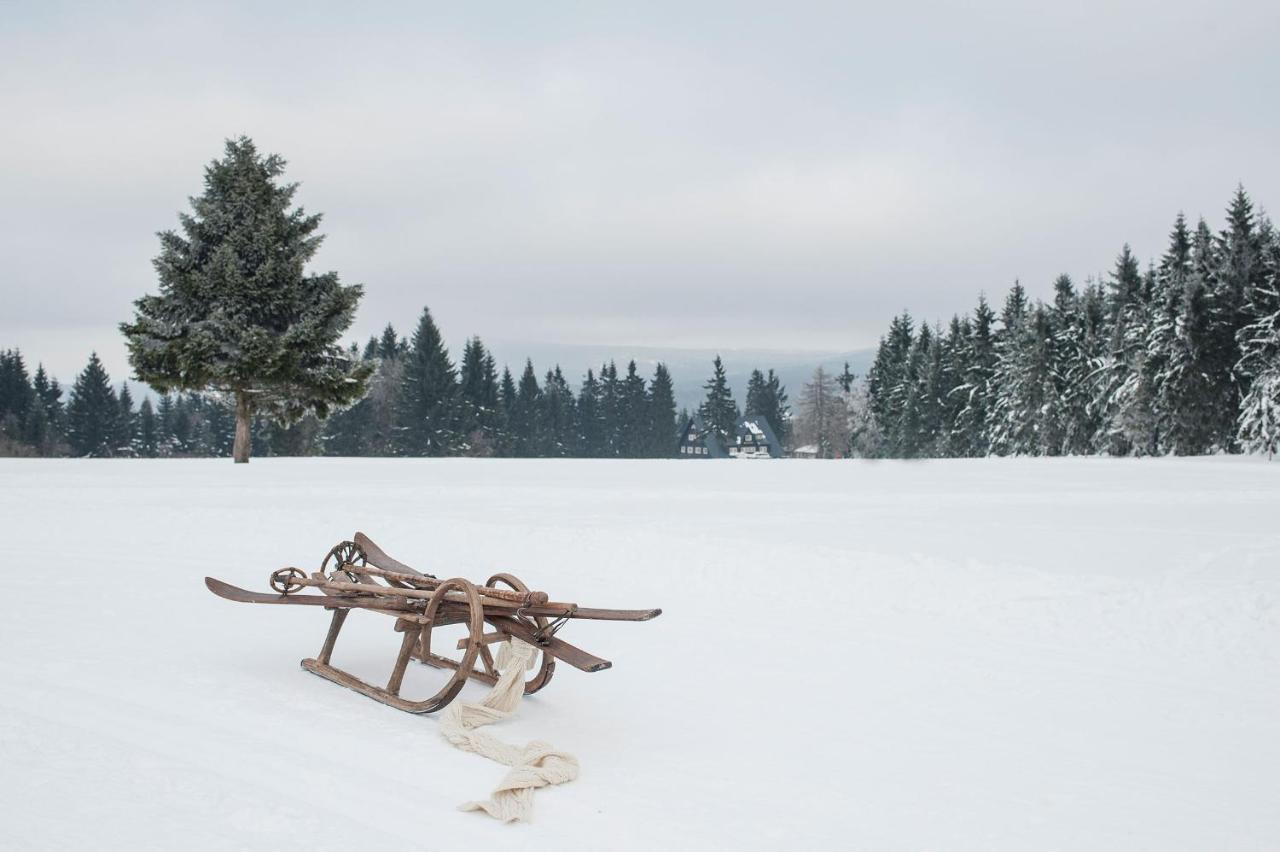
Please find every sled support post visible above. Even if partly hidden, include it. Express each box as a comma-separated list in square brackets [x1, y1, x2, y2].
[386, 624, 420, 697]
[318, 608, 348, 665]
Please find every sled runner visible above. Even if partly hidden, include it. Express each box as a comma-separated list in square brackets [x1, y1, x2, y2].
[205, 533, 661, 714]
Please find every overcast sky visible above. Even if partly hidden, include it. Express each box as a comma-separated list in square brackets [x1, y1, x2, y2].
[3, 0, 1278, 381]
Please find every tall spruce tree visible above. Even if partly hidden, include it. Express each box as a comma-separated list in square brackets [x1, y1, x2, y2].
[698, 356, 739, 444]
[954, 297, 996, 456]
[28, 365, 62, 453]
[498, 366, 518, 456]
[541, 366, 576, 456]
[395, 306, 460, 456]
[66, 353, 118, 457]
[745, 368, 790, 448]
[1236, 213, 1280, 455]
[458, 337, 501, 454]
[867, 312, 914, 455]
[1208, 186, 1265, 448]
[510, 360, 543, 456]
[646, 363, 678, 457]
[120, 137, 371, 462]
[618, 361, 648, 457]
[0, 349, 33, 443]
[938, 316, 971, 456]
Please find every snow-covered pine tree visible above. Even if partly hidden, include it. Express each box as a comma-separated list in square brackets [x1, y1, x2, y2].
[1089, 247, 1147, 454]
[954, 297, 996, 456]
[938, 315, 972, 456]
[990, 300, 1057, 455]
[698, 356, 739, 446]
[986, 284, 1036, 455]
[867, 312, 914, 455]
[120, 137, 371, 463]
[1109, 264, 1162, 456]
[1207, 186, 1266, 449]
[909, 323, 946, 457]
[646, 363, 678, 457]
[395, 306, 460, 456]
[1147, 213, 1222, 454]
[1235, 215, 1280, 456]
[66, 353, 118, 457]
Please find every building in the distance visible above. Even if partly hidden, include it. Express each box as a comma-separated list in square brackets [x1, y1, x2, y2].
[676, 415, 782, 459]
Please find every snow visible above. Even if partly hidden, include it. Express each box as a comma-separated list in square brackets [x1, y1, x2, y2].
[1, 457, 1278, 850]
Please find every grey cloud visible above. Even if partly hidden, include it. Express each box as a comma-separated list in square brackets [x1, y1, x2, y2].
[2, 0, 1278, 383]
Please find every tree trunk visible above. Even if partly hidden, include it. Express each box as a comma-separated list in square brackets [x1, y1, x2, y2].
[233, 391, 252, 464]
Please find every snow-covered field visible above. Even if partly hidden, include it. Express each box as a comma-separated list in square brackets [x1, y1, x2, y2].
[1, 458, 1277, 850]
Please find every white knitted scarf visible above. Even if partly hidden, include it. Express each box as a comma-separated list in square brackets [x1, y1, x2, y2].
[438, 639, 579, 822]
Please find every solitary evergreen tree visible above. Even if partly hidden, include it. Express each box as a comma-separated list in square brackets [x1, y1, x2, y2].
[120, 137, 371, 462]
[66, 353, 118, 457]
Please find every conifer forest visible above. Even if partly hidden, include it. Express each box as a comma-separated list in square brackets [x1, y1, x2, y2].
[2, 186, 1277, 460]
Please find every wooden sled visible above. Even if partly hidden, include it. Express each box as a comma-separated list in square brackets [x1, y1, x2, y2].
[206, 533, 661, 714]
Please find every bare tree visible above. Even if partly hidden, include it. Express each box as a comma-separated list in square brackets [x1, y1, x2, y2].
[796, 366, 845, 458]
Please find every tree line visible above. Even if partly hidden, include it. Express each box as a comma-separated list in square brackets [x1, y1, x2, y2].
[9, 132, 1276, 461]
[858, 186, 1280, 458]
[0, 324, 797, 458]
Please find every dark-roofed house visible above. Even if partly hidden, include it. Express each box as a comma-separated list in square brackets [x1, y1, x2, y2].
[676, 415, 782, 459]
[676, 414, 726, 458]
